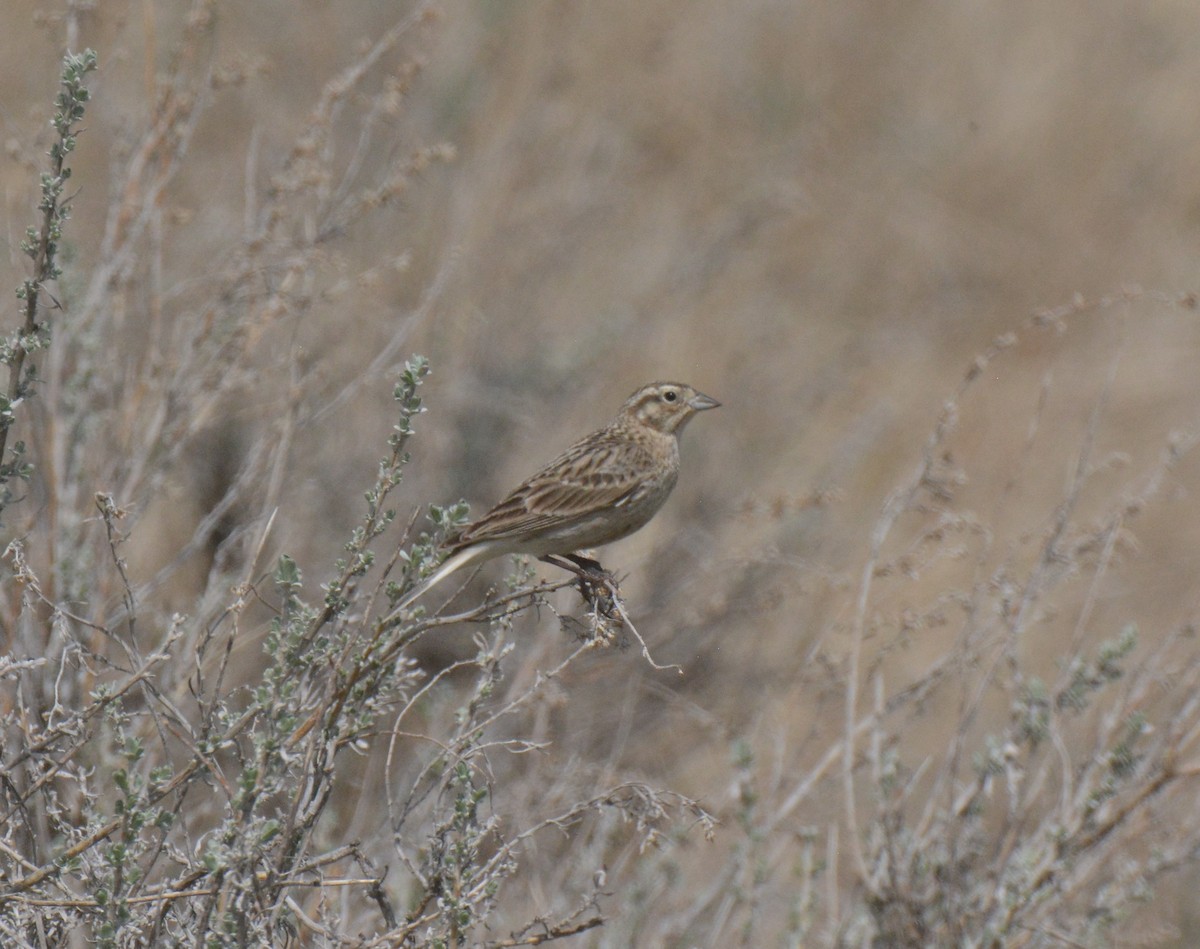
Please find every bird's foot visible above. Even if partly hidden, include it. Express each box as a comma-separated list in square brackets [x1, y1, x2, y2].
[540, 554, 624, 621]
[567, 555, 619, 612]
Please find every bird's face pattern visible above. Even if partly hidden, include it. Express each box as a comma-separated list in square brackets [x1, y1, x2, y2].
[620, 382, 722, 436]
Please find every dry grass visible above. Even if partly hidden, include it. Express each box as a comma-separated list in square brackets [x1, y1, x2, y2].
[4, 2, 1200, 946]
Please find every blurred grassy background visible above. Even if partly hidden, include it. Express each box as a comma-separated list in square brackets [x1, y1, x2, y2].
[4, 1, 1200, 942]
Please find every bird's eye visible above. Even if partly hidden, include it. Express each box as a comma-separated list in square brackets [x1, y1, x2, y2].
[662, 390, 678, 403]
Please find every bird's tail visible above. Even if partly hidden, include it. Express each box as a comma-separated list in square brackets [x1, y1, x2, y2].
[388, 543, 493, 617]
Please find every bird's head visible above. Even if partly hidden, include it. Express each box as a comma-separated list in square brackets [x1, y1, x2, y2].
[621, 381, 721, 435]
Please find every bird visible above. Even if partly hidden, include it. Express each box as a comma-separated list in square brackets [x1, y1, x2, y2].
[394, 381, 720, 612]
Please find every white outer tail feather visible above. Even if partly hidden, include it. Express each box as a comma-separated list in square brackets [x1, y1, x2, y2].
[391, 543, 498, 614]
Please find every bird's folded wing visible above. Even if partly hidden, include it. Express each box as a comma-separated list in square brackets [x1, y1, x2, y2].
[452, 439, 656, 546]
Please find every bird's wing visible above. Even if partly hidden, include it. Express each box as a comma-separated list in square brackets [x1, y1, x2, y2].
[450, 431, 658, 547]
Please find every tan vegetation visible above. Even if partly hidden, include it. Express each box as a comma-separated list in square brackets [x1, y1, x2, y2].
[3, 2, 1200, 946]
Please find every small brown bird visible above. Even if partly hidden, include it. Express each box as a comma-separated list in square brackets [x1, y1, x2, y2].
[396, 381, 720, 611]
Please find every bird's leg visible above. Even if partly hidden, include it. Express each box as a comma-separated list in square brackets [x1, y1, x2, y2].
[539, 554, 607, 586]
[539, 554, 621, 613]
[564, 552, 612, 580]
[567, 553, 619, 615]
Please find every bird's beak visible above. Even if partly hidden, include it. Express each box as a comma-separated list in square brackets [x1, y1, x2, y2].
[688, 391, 721, 411]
